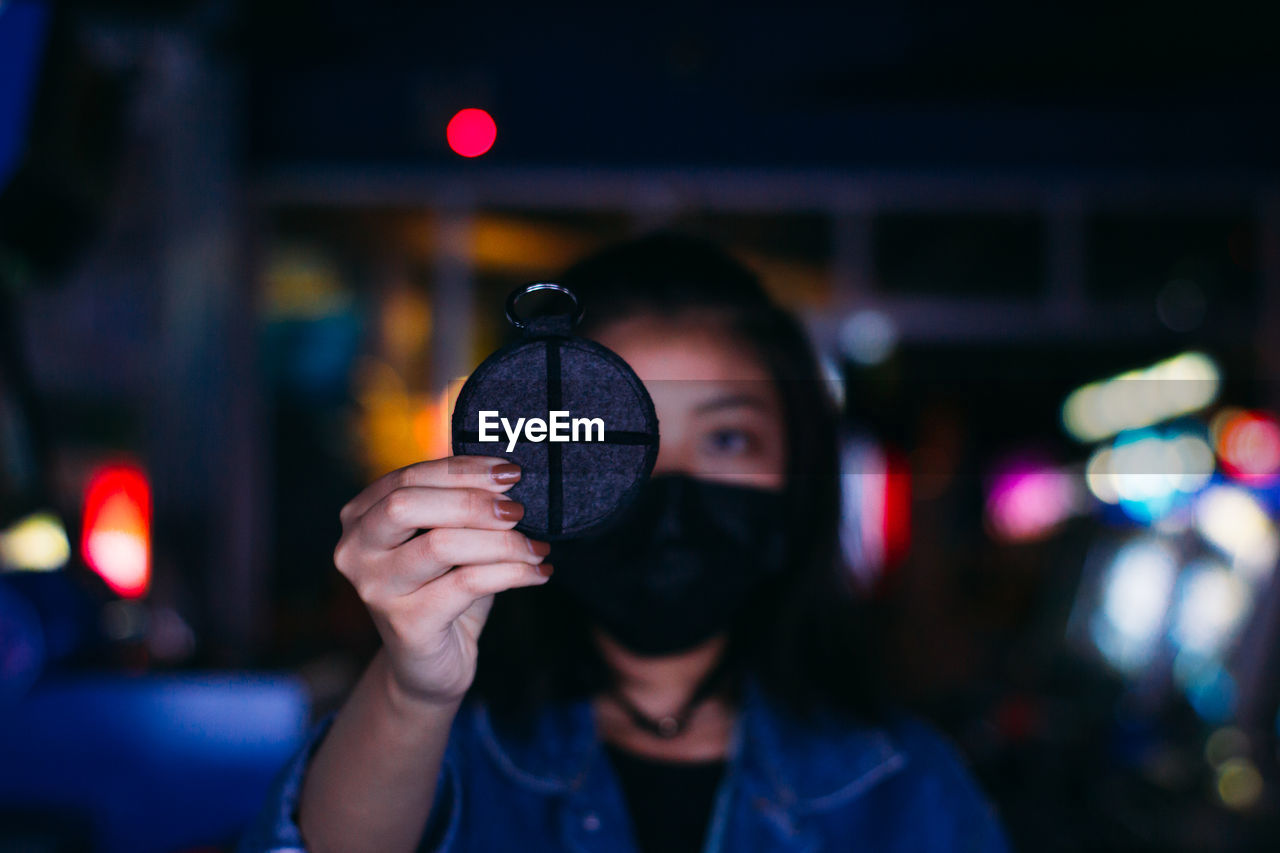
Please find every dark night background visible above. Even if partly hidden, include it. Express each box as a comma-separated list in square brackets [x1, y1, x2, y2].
[1, 1, 1279, 850]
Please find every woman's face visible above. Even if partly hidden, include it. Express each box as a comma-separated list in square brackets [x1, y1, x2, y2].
[592, 314, 787, 491]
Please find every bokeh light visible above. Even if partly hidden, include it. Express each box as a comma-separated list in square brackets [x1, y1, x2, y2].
[839, 309, 898, 366]
[0, 511, 71, 572]
[1156, 279, 1207, 332]
[985, 455, 1079, 542]
[1194, 485, 1279, 581]
[446, 108, 497, 158]
[1215, 410, 1280, 485]
[1205, 726, 1249, 768]
[1085, 428, 1213, 523]
[1062, 352, 1219, 443]
[839, 439, 911, 588]
[81, 463, 152, 598]
[1175, 654, 1238, 724]
[1085, 446, 1121, 504]
[1217, 758, 1264, 811]
[1170, 561, 1249, 657]
[1091, 537, 1178, 672]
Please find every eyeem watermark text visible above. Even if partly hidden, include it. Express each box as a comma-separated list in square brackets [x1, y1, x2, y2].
[478, 411, 606, 452]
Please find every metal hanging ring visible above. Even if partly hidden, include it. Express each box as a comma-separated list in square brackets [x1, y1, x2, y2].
[505, 282, 585, 330]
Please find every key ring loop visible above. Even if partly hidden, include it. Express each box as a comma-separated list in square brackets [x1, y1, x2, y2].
[505, 282, 584, 330]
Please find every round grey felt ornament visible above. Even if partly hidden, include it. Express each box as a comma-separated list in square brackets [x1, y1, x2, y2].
[451, 283, 660, 540]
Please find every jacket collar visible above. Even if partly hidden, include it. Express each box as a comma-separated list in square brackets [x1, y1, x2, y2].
[736, 678, 907, 814]
[473, 675, 906, 813]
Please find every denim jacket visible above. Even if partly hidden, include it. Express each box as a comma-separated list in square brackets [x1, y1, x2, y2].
[240, 677, 1009, 853]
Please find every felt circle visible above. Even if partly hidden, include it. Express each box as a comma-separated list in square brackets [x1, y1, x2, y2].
[451, 327, 660, 540]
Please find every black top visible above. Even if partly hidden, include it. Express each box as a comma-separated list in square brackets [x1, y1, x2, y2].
[603, 743, 728, 853]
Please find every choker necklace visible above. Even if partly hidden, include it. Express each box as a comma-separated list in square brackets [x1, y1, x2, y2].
[608, 654, 736, 739]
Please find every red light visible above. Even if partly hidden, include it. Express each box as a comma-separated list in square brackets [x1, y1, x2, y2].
[81, 463, 151, 598]
[446, 108, 497, 158]
[1218, 411, 1280, 485]
[882, 448, 912, 570]
[841, 441, 911, 592]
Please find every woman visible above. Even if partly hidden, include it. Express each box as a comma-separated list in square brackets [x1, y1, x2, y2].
[242, 233, 1008, 852]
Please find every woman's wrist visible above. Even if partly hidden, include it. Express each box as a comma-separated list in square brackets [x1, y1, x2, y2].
[298, 648, 460, 853]
[373, 649, 465, 727]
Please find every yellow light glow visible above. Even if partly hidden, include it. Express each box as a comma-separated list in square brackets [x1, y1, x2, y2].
[0, 512, 71, 572]
[1217, 758, 1264, 810]
[354, 359, 472, 479]
[381, 286, 433, 370]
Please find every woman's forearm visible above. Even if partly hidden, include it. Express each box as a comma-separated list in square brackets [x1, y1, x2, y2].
[297, 648, 461, 853]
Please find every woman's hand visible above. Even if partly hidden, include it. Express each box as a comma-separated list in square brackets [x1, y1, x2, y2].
[333, 455, 552, 708]
[298, 456, 543, 852]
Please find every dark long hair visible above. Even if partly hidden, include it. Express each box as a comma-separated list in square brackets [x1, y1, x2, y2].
[472, 231, 884, 723]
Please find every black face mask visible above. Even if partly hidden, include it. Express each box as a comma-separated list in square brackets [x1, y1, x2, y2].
[550, 474, 789, 657]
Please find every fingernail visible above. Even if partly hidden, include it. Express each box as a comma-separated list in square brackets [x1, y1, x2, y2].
[491, 463, 521, 484]
[494, 500, 525, 522]
[528, 539, 551, 557]
[536, 563, 554, 577]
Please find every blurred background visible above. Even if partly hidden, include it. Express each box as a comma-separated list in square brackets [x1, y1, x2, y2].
[2, 1, 1279, 850]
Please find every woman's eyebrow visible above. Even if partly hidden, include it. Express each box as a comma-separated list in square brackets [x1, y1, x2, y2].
[692, 393, 774, 415]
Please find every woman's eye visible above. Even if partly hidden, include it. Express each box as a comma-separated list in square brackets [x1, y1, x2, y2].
[704, 428, 754, 456]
